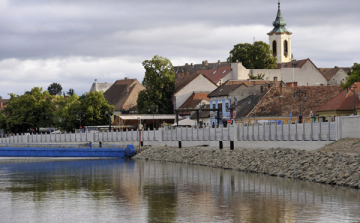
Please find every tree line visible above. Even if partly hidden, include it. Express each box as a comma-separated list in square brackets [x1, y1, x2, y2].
[0, 87, 114, 134]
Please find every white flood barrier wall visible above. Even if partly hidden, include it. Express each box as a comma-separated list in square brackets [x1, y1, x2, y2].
[1, 116, 359, 148]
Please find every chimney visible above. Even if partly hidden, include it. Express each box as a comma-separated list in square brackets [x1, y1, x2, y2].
[124, 77, 129, 80]
[205, 60, 208, 66]
[94, 79, 98, 92]
[218, 60, 221, 67]
[185, 63, 189, 66]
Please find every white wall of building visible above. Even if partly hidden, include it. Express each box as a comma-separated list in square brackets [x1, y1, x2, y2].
[328, 69, 348, 86]
[174, 75, 217, 109]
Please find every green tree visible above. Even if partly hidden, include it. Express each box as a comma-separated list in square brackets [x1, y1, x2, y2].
[228, 41, 277, 69]
[341, 63, 360, 89]
[138, 55, 175, 114]
[248, 73, 265, 80]
[67, 88, 75, 96]
[80, 91, 114, 126]
[47, 82, 63, 95]
[0, 110, 6, 131]
[53, 94, 81, 132]
[3, 87, 55, 133]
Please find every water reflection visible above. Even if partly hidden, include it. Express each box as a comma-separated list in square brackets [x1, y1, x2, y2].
[0, 159, 359, 223]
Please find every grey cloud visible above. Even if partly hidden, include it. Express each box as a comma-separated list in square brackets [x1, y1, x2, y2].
[0, 0, 359, 97]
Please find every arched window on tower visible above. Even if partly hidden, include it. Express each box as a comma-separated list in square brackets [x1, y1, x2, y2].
[284, 40, 288, 57]
[272, 41, 277, 57]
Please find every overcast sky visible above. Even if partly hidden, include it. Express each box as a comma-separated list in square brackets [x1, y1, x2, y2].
[0, 0, 359, 98]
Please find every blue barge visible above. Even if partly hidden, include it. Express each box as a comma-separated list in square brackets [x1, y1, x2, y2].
[0, 144, 136, 158]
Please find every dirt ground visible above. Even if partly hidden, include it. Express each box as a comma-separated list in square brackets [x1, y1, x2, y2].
[317, 138, 360, 154]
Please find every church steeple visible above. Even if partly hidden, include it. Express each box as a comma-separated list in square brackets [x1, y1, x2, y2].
[268, 1, 292, 35]
[268, 1, 292, 64]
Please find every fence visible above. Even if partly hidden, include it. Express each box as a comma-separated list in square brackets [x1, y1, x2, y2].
[0, 119, 341, 144]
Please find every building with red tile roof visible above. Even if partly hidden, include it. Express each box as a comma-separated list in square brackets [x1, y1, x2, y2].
[0, 99, 10, 110]
[173, 73, 217, 110]
[317, 83, 360, 119]
[178, 92, 210, 122]
[238, 85, 343, 123]
[103, 78, 145, 115]
[318, 66, 351, 86]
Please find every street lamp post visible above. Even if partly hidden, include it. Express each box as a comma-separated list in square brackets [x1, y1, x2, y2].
[148, 104, 158, 130]
[293, 89, 307, 123]
[347, 85, 358, 115]
[138, 117, 142, 152]
[105, 110, 112, 131]
[77, 112, 83, 132]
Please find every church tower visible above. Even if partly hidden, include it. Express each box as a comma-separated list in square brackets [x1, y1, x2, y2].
[268, 1, 292, 64]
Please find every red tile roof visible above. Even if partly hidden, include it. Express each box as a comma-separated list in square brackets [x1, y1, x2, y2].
[175, 73, 216, 94]
[208, 80, 284, 98]
[317, 82, 360, 112]
[103, 78, 145, 111]
[179, 92, 210, 115]
[276, 58, 314, 69]
[247, 86, 342, 117]
[175, 73, 200, 94]
[198, 66, 231, 84]
[318, 67, 351, 81]
[0, 99, 10, 110]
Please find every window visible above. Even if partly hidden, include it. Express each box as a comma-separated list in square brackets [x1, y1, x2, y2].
[272, 40, 277, 56]
[212, 70, 217, 74]
[225, 102, 229, 112]
[284, 40, 288, 57]
[222, 70, 227, 74]
[218, 103, 223, 117]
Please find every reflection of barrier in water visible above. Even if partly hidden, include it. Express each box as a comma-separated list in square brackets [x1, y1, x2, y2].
[0, 144, 136, 158]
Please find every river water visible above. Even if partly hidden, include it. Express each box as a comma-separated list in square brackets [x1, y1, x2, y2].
[0, 159, 359, 223]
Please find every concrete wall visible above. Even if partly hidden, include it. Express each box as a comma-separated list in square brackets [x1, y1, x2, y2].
[337, 115, 360, 139]
[3, 116, 360, 150]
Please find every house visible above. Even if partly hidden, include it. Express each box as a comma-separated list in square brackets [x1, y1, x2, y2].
[207, 78, 286, 125]
[173, 73, 217, 110]
[103, 78, 145, 119]
[317, 83, 360, 120]
[318, 66, 351, 86]
[239, 85, 343, 124]
[0, 99, 10, 110]
[89, 79, 113, 93]
[177, 92, 211, 125]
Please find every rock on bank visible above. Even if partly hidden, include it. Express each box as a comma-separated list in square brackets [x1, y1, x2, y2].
[133, 146, 360, 189]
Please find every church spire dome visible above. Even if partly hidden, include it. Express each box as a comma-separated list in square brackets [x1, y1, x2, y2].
[268, 1, 292, 35]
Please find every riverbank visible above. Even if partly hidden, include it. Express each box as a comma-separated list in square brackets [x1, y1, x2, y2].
[133, 141, 360, 189]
